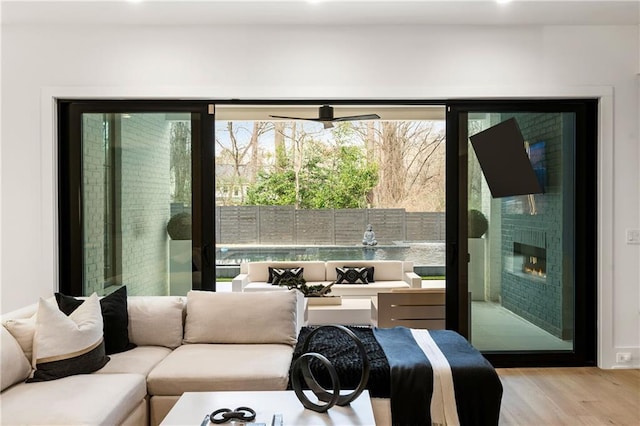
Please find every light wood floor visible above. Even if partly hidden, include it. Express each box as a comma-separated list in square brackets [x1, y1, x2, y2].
[497, 368, 640, 425]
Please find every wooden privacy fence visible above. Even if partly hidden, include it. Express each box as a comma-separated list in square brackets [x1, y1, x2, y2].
[215, 206, 445, 245]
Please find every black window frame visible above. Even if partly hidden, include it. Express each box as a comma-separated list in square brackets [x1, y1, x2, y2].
[57, 100, 215, 295]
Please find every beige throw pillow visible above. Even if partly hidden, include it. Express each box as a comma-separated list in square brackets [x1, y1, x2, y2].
[1, 326, 32, 391]
[127, 296, 185, 348]
[183, 290, 298, 346]
[3, 314, 36, 361]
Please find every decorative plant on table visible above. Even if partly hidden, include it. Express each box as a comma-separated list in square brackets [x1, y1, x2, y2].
[278, 277, 334, 297]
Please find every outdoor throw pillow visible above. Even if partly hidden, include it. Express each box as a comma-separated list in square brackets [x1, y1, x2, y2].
[268, 267, 304, 285]
[343, 265, 375, 282]
[28, 293, 110, 382]
[55, 286, 136, 355]
[336, 267, 369, 284]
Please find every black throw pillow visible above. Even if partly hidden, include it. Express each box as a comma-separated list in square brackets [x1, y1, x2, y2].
[268, 267, 304, 285]
[55, 286, 136, 355]
[336, 267, 369, 284]
[343, 265, 375, 282]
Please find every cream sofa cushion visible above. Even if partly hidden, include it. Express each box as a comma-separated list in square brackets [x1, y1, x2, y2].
[0, 373, 146, 425]
[147, 344, 293, 395]
[127, 296, 185, 348]
[1, 326, 32, 391]
[96, 345, 172, 376]
[184, 290, 297, 345]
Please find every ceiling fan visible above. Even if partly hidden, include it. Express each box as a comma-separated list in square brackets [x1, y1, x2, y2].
[269, 105, 380, 129]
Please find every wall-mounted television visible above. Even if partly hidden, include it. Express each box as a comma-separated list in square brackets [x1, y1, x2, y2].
[469, 118, 543, 198]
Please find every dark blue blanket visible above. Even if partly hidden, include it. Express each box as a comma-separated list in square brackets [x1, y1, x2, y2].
[289, 326, 502, 426]
[374, 327, 502, 426]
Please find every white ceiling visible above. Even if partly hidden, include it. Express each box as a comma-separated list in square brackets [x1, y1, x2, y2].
[2, 0, 639, 26]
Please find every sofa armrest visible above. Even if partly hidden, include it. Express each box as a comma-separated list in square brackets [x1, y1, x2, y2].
[404, 271, 422, 288]
[295, 291, 307, 335]
[231, 273, 250, 292]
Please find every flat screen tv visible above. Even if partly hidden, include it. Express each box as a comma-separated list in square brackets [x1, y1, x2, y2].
[469, 118, 543, 198]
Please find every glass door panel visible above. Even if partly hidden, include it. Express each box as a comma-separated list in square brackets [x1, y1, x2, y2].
[80, 112, 193, 296]
[464, 111, 576, 352]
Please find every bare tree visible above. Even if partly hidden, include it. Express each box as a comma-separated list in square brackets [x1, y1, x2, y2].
[378, 122, 405, 206]
[273, 122, 287, 171]
[215, 121, 270, 205]
[354, 121, 445, 211]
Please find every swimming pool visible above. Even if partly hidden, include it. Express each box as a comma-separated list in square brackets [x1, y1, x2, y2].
[215, 242, 445, 266]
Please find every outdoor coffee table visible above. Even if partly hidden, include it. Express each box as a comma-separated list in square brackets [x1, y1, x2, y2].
[160, 390, 375, 425]
[307, 298, 372, 326]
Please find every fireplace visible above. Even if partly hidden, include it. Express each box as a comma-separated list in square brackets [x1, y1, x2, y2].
[513, 242, 546, 278]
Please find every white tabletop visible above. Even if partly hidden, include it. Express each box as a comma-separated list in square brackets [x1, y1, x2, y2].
[160, 390, 375, 426]
[307, 298, 373, 325]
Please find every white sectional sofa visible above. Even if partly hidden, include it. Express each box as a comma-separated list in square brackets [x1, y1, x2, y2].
[232, 260, 421, 297]
[1, 290, 304, 426]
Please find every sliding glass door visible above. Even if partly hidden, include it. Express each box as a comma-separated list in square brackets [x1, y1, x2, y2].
[58, 98, 598, 367]
[446, 100, 597, 367]
[58, 101, 215, 296]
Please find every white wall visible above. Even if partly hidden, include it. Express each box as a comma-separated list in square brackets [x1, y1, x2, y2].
[1, 23, 638, 368]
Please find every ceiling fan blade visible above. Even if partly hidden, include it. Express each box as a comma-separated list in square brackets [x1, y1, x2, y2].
[333, 114, 381, 122]
[269, 114, 312, 120]
[269, 109, 380, 125]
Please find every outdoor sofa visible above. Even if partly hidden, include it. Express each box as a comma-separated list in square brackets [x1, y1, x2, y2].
[232, 260, 421, 297]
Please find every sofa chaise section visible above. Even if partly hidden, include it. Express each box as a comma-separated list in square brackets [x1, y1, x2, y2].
[0, 373, 148, 426]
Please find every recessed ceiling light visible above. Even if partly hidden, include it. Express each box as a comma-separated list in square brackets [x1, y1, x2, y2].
[496, 0, 512, 4]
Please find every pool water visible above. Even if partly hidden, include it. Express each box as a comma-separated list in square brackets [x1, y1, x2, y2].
[215, 242, 445, 266]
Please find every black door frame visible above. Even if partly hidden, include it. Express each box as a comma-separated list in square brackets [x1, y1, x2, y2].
[446, 99, 598, 367]
[58, 98, 598, 367]
[57, 100, 216, 295]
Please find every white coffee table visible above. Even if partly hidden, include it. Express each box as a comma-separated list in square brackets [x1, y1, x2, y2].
[307, 298, 372, 325]
[160, 390, 375, 426]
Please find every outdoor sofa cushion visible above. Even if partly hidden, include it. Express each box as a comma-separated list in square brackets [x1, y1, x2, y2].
[329, 281, 411, 297]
